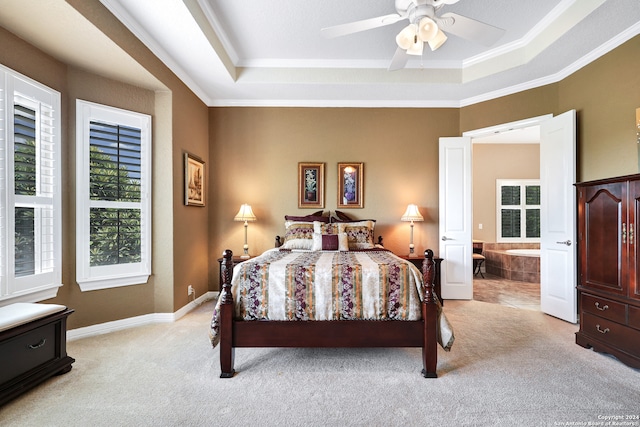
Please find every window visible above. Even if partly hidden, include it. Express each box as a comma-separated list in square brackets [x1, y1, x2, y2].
[0, 65, 62, 304]
[496, 179, 540, 242]
[76, 100, 151, 291]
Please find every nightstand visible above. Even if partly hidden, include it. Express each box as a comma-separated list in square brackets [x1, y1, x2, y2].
[397, 254, 444, 305]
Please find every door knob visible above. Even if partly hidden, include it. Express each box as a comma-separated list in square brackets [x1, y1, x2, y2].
[441, 236, 450, 241]
[556, 240, 572, 246]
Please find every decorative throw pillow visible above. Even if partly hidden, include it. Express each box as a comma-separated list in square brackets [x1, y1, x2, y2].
[311, 221, 348, 251]
[322, 234, 338, 250]
[282, 221, 315, 250]
[312, 232, 349, 251]
[339, 220, 375, 250]
[314, 221, 340, 235]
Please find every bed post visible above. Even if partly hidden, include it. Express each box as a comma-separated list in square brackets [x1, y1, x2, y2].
[219, 249, 236, 378]
[421, 249, 438, 378]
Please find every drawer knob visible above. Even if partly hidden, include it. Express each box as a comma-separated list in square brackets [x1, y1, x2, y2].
[594, 302, 609, 311]
[28, 338, 47, 349]
[595, 324, 610, 334]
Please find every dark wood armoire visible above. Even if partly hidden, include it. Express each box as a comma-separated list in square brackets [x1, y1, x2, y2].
[575, 174, 640, 369]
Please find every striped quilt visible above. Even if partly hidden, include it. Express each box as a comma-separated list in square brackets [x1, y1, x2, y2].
[210, 248, 453, 349]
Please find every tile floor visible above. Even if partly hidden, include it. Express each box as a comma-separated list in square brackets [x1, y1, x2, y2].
[473, 273, 540, 311]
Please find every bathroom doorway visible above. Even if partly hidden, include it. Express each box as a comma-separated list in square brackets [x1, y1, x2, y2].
[440, 111, 576, 322]
[470, 125, 542, 310]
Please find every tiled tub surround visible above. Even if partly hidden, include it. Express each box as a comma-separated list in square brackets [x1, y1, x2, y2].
[484, 243, 540, 283]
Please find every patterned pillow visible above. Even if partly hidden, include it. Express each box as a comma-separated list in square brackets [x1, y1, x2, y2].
[312, 221, 348, 251]
[314, 221, 340, 235]
[282, 221, 315, 250]
[339, 220, 375, 250]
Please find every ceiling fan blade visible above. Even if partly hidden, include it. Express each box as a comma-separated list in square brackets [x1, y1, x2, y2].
[321, 14, 405, 39]
[388, 47, 410, 71]
[436, 12, 505, 46]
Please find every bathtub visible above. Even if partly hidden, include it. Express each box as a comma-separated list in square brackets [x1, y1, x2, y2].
[484, 247, 540, 282]
[505, 249, 540, 257]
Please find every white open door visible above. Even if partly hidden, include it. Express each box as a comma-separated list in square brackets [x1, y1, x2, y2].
[540, 110, 577, 323]
[439, 137, 473, 299]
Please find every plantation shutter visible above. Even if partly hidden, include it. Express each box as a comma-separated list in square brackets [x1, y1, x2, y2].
[88, 121, 142, 266]
[10, 90, 60, 292]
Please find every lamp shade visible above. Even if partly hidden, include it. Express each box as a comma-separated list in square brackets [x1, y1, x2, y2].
[428, 29, 448, 51]
[406, 37, 424, 56]
[234, 204, 257, 222]
[401, 204, 424, 222]
[417, 17, 439, 42]
[395, 24, 418, 50]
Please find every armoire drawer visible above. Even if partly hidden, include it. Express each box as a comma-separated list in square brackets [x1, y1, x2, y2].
[582, 312, 640, 355]
[580, 293, 627, 324]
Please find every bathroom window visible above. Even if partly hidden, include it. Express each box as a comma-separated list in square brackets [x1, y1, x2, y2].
[496, 180, 540, 242]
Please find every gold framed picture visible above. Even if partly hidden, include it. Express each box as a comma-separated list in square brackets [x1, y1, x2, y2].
[337, 162, 363, 209]
[298, 162, 324, 209]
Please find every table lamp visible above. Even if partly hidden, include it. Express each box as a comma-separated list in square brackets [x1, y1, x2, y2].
[401, 204, 424, 257]
[234, 204, 257, 258]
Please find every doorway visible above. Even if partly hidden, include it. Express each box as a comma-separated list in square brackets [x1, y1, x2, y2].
[469, 123, 542, 311]
[440, 111, 577, 322]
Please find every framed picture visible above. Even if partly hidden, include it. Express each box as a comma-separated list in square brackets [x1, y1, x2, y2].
[298, 162, 325, 209]
[337, 162, 363, 209]
[184, 152, 205, 206]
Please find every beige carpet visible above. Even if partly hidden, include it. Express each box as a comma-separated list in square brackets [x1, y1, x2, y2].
[2, 299, 639, 427]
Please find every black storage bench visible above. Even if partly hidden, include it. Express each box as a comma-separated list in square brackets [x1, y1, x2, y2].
[0, 303, 74, 406]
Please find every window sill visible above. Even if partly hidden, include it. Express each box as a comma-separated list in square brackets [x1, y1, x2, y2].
[0, 284, 61, 307]
[77, 274, 150, 292]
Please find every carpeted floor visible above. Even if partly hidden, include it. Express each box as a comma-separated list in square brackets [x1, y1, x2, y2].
[2, 299, 639, 427]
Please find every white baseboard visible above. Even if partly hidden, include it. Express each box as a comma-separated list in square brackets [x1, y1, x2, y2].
[67, 291, 219, 341]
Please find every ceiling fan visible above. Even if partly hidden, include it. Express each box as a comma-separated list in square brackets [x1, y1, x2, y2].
[321, 0, 505, 71]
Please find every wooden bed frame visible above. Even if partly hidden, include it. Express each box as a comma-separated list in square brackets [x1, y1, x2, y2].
[218, 248, 440, 378]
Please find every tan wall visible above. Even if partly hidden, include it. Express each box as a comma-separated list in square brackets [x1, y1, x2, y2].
[0, 1, 210, 328]
[460, 85, 559, 135]
[472, 144, 541, 243]
[558, 36, 640, 182]
[67, 0, 211, 315]
[59, 68, 158, 327]
[462, 35, 640, 183]
[208, 107, 460, 288]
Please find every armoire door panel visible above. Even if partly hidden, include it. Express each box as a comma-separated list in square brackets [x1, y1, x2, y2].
[582, 184, 626, 295]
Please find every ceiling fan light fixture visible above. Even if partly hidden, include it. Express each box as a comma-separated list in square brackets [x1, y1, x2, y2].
[406, 37, 424, 56]
[417, 17, 438, 42]
[396, 24, 418, 50]
[428, 28, 447, 51]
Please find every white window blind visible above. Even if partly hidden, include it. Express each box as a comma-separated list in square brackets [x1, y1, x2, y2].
[76, 100, 151, 291]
